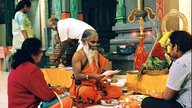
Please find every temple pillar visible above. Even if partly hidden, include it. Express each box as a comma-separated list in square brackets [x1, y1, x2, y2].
[70, 0, 78, 19]
[116, 0, 126, 24]
[5, 0, 14, 45]
[55, 0, 62, 19]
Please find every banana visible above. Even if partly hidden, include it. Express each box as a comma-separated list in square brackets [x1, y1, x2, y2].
[159, 32, 172, 46]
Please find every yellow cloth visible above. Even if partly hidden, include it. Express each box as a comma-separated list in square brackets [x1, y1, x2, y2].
[126, 73, 168, 95]
[43, 68, 73, 88]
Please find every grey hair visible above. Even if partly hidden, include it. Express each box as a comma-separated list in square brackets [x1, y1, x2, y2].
[47, 18, 59, 26]
[82, 29, 98, 39]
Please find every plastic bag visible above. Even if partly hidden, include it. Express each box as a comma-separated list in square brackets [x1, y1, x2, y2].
[134, 39, 148, 70]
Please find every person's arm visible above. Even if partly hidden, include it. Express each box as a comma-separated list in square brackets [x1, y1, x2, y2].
[17, 13, 29, 39]
[151, 88, 176, 100]
[163, 87, 177, 100]
[54, 40, 69, 63]
[54, 21, 69, 63]
[72, 52, 104, 80]
[163, 61, 183, 100]
[21, 30, 28, 39]
[28, 68, 56, 102]
[72, 52, 85, 80]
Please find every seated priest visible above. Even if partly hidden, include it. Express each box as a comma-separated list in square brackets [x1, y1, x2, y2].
[69, 29, 122, 104]
[141, 31, 192, 108]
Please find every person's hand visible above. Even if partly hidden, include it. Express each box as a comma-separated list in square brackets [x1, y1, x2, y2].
[49, 54, 60, 64]
[52, 86, 66, 94]
[91, 74, 105, 81]
[56, 86, 66, 94]
[151, 92, 164, 99]
[102, 70, 121, 76]
[101, 69, 120, 80]
[53, 57, 60, 64]
[50, 86, 67, 95]
[102, 74, 114, 81]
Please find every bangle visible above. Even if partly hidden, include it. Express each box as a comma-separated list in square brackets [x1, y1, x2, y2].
[85, 74, 89, 80]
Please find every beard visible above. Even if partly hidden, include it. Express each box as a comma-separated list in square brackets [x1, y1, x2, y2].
[83, 43, 99, 69]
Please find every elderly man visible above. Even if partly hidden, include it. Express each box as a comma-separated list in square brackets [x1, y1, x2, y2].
[69, 29, 122, 104]
[47, 18, 95, 66]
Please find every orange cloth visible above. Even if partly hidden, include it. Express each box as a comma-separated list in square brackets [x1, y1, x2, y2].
[43, 68, 73, 108]
[43, 68, 73, 88]
[49, 97, 73, 108]
[126, 73, 168, 95]
[69, 54, 122, 103]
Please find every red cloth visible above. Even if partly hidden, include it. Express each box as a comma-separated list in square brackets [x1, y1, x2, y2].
[69, 53, 122, 103]
[152, 42, 165, 60]
[8, 62, 56, 108]
[134, 39, 148, 70]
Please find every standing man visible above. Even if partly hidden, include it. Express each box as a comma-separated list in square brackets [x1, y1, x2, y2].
[141, 31, 192, 108]
[47, 18, 95, 66]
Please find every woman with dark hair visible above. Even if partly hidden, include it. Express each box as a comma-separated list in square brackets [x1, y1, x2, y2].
[4, 0, 34, 71]
[8, 38, 73, 108]
[12, 0, 35, 53]
[141, 31, 192, 108]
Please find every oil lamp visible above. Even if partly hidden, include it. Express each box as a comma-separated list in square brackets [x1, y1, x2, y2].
[128, 0, 155, 39]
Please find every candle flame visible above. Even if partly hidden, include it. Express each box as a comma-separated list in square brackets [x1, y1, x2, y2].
[125, 98, 130, 102]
